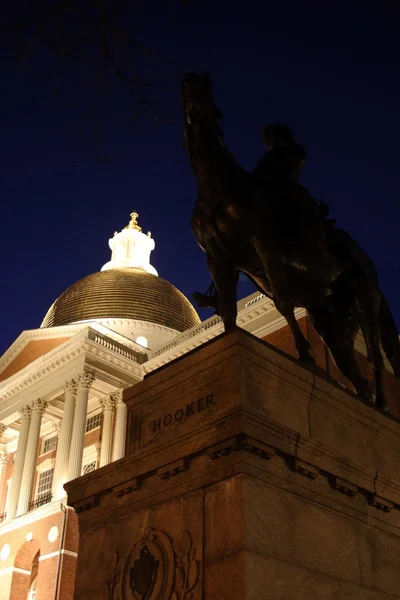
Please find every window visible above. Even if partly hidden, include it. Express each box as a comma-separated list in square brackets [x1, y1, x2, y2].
[42, 435, 57, 455]
[37, 467, 54, 500]
[83, 461, 96, 475]
[86, 412, 102, 433]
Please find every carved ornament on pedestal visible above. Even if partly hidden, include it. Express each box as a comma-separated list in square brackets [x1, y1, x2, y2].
[107, 529, 200, 600]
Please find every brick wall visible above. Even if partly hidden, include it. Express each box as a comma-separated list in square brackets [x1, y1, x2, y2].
[0, 506, 77, 600]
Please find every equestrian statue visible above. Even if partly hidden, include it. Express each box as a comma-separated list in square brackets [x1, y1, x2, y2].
[181, 72, 400, 412]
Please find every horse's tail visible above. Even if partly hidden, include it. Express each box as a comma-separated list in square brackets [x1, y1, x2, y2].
[379, 293, 400, 379]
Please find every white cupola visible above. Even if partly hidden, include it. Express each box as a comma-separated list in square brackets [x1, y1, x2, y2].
[101, 211, 158, 276]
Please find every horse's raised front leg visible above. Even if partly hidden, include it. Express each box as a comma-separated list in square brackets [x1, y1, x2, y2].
[206, 249, 237, 332]
[252, 236, 314, 363]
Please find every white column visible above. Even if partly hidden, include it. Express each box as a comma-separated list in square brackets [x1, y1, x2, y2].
[0, 439, 10, 517]
[17, 399, 48, 515]
[52, 379, 77, 499]
[99, 395, 116, 467]
[67, 371, 94, 481]
[6, 406, 31, 520]
[111, 389, 127, 461]
[95, 441, 101, 467]
[4, 479, 12, 516]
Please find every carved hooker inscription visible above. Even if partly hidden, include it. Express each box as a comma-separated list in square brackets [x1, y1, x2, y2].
[152, 393, 215, 434]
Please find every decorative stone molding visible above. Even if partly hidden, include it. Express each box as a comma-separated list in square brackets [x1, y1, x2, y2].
[77, 371, 95, 389]
[0, 324, 87, 374]
[113, 477, 140, 498]
[110, 528, 200, 600]
[369, 494, 393, 513]
[100, 395, 117, 412]
[86, 345, 138, 374]
[0, 338, 142, 405]
[332, 476, 358, 497]
[157, 458, 188, 480]
[0, 424, 6, 442]
[74, 494, 99, 514]
[207, 434, 274, 461]
[0, 450, 10, 465]
[31, 398, 48, 415]
[64, 378, 77, 394]
[0, 343, 87, 401]
[241, 437, 275, 460]
[19, 405, 32, 419]
[67, 427, 400, 529]
[291, 459, 319, 480]
[110, 388, 124, 404]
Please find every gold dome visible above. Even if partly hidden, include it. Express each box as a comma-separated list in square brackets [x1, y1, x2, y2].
[41, 268, 200, 332]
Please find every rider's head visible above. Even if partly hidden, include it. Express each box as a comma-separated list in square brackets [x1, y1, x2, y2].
[262, 123, 295, 150]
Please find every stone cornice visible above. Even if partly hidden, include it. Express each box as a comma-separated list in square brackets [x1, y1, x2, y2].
[144, 295, 287, 374]
[0, 334, 88, 393]
[65, 414, 400, 530]
[0, 341, 88, 402]
[0, 498, 65, 535]
[0, 324, 88, 373]
[0, 337, 143, 409]
[84, 340, 143, 379]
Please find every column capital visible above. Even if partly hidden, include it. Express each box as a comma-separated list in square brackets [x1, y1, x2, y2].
[111, 388, 124, 404]
[0, 450, 10, 466]
[100, 395, 117, 412]
[31, 398, 48, 415]
[19, 405, 32, 419]
[77, 370, 95, 389]
[64, 378, 77, 394]
[0, 423, 7, 441]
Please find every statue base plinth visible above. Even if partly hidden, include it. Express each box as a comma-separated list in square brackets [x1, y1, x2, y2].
[65, 329, 400, 599]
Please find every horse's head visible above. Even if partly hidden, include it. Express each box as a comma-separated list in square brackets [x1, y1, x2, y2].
[181, 72, 224, 127]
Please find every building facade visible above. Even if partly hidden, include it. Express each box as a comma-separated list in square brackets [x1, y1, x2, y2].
[0, 213, 398, 600]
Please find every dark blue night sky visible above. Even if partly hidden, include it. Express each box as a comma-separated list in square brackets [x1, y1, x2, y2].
[1, 1, 399, 355]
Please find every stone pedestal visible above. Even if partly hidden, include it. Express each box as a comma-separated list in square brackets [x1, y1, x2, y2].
[65, 329, 400, 599]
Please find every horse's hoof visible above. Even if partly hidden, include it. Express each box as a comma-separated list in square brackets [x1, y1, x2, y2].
[375, 397, 389, 412]
[298, 353, 316, 365]
[357, 389, 374, 404]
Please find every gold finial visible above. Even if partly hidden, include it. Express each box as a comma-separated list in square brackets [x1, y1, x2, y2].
[126, 210, 142, 232]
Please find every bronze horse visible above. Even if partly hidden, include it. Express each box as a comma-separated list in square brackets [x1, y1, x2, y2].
[181, 72, 400, 412]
